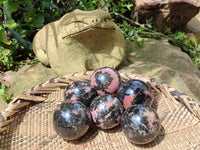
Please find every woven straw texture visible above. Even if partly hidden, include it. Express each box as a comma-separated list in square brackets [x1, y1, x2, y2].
[0, 71, 200, 150]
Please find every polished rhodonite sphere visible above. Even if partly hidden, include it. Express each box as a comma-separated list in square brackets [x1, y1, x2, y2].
[90, 94, 124, 129]
[64, 80, 97, 106]
[90, 67, 121, 95]
[121, 105, 161, 144]
[53, 101, 91, 140]
[116, 79, 152, 109]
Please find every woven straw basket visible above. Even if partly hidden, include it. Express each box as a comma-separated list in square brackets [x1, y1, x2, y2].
[0, 71, 200, 150]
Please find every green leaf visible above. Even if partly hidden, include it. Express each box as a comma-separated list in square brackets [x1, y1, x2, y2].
[41, 1, 51, 8]
[0, 27, 11, 45]
[0, 84, 6, 95]
[146, 17, 153, 24]
[173, 32, 187, 41]
[0, 87, 4, 94]
[126, 4, 133, 10]
[146, 24, 152, 29]
[3, 93, 10, 102]
[0, 89, 4, 95]
[24, 9, 36, 23]
[30, 15, 45, 28]
[4, 1, 19, 18]
[121, 8, 127, 14]
[134, 34, 139, 40]
[0, 83, 11, 101]
[16, 29, 30, 38]
[164, 28, 172, 34]
[128, 30, 134, 36]
[0, 0, 8, 3]
[4, 19, 17, 28]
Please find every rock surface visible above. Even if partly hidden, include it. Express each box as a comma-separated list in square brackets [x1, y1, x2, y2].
[0, 63, 57, 100]
[119, 39, 200, 101]
[187, 13, 200, 45]
[133, 0, 200, 30]
[187, 13, 200, 32]
[0, 98, 7, 112]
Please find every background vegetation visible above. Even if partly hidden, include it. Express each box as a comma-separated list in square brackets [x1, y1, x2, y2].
[0, 0, 200, 102]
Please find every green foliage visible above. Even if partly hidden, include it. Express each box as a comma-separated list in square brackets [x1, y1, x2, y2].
[173, 38, 200, 69]
[0, 0, 65, 71]
[114, 14, 200, 69]
[0, 46, 13, 70]
[108, 1, 146, 47]
[111, 0, 133, 14]
[163, 30, 200, 69]
[119, 21, 146, 47]
[0, 25, 11, 45]
[0, 84, 11, 102]
[75, 0, 103, 10]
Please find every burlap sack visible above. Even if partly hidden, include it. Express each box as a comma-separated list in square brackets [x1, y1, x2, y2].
[33, 9, 126, 76]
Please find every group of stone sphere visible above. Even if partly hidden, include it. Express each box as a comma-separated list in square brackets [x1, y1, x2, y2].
[53, 67, 161, 145]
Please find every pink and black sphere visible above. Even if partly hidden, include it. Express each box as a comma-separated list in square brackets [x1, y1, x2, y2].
[53, 101, 91, 140]
[90, 67, 121, 95]
[64, 80, 97, 106]
[121, 104, 161, 144]
[117, 79, 153, 109]
[90, 94, 123, 129]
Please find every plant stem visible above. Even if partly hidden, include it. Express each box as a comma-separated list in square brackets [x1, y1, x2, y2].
[59, 0, 70, 11]
[3, 3, 33, 50]
[112, 12, 168, 38]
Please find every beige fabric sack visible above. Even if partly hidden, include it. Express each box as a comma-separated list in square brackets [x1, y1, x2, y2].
[33, 9, 126, 76]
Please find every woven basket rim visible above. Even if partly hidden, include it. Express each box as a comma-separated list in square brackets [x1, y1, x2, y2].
[1, 71, 200, 150]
